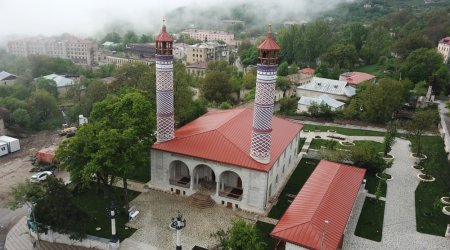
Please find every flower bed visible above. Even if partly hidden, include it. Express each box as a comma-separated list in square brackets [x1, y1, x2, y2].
[442, 206, 450, 216]
[376, 172, 393, 181]
[411, 153, 427, 160]
[327, 135, 345, 140]
[411, 165, 424, 171]
[441, 197, 450, 205]
[339, 141, 355, 146]
[417, 173, 435, 182]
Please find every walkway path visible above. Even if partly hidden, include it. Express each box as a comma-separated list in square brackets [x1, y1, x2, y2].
[343, 139, 450, 249]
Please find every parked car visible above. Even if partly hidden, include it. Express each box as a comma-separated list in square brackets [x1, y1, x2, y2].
[30, 171, 53, 183]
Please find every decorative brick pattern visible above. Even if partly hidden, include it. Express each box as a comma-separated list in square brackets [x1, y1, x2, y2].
[156, 54, 174, 142]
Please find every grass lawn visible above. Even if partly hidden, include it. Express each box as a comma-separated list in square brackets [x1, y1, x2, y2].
[413, 136, 450, 236]
[255, 221, 276, 250]
[268, 158, 320, 219]
[125, 163, 151, 183]
[354, 197, 385, 242]
[365, 172, 387, 197]
[309, 138, 384, 152]
[74, 186, 141, 241]
[302, 124, 385, 136]
[354, 64, 385, 78]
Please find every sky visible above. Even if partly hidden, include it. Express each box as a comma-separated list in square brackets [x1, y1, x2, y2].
[0, 0, 354, 43]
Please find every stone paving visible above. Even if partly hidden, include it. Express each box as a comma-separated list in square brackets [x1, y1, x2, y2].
[122, 189, 256, 250]
[343, 139, 450, 249]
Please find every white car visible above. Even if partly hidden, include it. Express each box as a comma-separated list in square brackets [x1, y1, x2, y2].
[30, 171, 53, 183]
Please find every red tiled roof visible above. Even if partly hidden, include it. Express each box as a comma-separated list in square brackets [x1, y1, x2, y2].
[340, 71, 375, 85]
[152, 108, 302, 172]
[271, 160, 366, 250]
[440, 37, 450, 45]
[155, 25, 174, 42]
[300, 68, 315, 75]
[257, 31, 280, 51]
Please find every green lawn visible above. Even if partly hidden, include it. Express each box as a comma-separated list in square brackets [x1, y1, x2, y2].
[255, 221, 276, 250]
[74, 186, 141, 241]
[268, 158, 320, 219]
[365, 172, 387, 197]
[125, 163, 151, 183]
[309, 138, 384, 152]
[302, 124, 385, 136]
[413, 136, 450, 236]
[354, 64, 385, 78]
[355, 197, 385, 242]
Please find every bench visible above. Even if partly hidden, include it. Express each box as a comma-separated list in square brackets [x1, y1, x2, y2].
[128, 206, 139, 221]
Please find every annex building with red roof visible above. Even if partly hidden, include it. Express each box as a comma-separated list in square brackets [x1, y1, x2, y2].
[151, 108, 303, 213]
[339, 71, 376, 86]
[270, 160, 366, 250]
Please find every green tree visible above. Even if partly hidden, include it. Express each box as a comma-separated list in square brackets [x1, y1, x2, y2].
[278, 97, 298, 115]
[238, 41, 258, 67]
[277, 61, 289, 76]
[8, 180, 45, 210]
[27, 90, 59, 129]
[35, 77, 58, 98]
[414, 81, 428, 96]
[360, 79, 404, 123]
[101, 32, 122, 44]
[212, 219, 266, 250]
[243, 72, 256, 90]
[276, 76, 290, 96]
[360, 26, 392, 64]
[406, 110, 434, 156]
[400, 48, 443, 83]
[351, 141, 388, 173]
[139, 34, 153, 43]
[122, 30, 139, 44]
[34, 177, 89, 240]
[11, 108, 31, 128]
[323, 44, 358, 70]
[383, 121, 397, 157]
[393, 32, 433, 59]
[341, 22, 367, 52]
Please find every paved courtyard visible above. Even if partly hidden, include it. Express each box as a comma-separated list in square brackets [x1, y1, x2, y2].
[122, 189, 255, 250]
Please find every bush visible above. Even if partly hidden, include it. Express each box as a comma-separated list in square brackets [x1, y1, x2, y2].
[351, 141, 390, 173]
[219, 102, 232, 109]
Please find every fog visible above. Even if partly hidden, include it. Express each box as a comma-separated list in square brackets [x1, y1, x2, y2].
[0, 0, 354, 43]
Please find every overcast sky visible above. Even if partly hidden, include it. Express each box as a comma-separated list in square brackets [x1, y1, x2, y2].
[0, 0, 353, 43]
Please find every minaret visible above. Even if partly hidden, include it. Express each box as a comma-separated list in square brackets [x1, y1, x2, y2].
[155, 19, 175, 142]
[250, 25, 280, 164]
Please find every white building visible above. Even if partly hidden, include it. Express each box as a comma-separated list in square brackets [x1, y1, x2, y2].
[180, 29, 240, 47]
[7, 36, 98, 66]
[297, 94, 345, 113]
[437, 37, 450, 64]
[296, 77, 355, 102]
[151, 108, 302, 213]
[0, 71, 17, 86]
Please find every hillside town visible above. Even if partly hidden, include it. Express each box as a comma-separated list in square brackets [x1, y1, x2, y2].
[0, 0, 450, 250]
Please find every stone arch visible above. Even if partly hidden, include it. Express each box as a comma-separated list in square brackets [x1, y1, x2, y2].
[193, 164, 217, 191]
[169, 160, 190, 188]
[218, 170, 243, 200]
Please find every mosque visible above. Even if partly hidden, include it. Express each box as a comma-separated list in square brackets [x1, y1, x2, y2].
[150, 22, 303, 213]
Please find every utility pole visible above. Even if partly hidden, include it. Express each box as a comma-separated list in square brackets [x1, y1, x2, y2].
[170, 211, 186, 250]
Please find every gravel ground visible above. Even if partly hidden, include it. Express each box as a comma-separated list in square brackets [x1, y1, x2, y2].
[124, 189, 255, 250]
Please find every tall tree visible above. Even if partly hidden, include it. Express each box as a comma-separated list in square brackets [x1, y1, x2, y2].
[212, 219, 266, 250]
[323, 44, 358, 70]
[122, 30, 139, 44]
[360, 26, 392, 64]
[35, 78, 58, 98]
[406, 110, 435, 156]
[400, 48, 444, 83]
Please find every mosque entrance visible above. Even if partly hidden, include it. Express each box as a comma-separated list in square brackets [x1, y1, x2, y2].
[218, 171, 243, 201]
[193, 164, 216, 193]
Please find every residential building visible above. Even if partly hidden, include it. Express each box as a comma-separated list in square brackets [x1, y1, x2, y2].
[186, 62, 207, 77]
[173, 43, 189, 60]
[7, 36, 98, 66]
[296, 77, 356, 102]
[271, 160, 366, 250]
[0, 71, 17, 86]
[287, 67, 315, 86]
[297, 94, 345, 113]
[102, 55, 154, 67]
[180, 29, 240, 47]
[186, 42, 228, 64]
[339, 71, 376, 86]
[39, 73, 77, 97]
[437, 37, 450, 64]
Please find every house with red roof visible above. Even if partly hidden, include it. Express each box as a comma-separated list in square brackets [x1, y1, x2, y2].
[271, 160, 366, 250]
[151, 108, 303, 212]
[437, 37, 450, 64]
[339, 72, 376, 86]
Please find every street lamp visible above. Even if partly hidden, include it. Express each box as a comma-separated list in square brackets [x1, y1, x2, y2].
[106, 201, 119, 247]
[170, 211, 186, 250]
[320, 220, 329, 250]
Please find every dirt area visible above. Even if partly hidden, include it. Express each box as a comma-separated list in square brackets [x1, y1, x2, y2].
[0, 130, 63, 207]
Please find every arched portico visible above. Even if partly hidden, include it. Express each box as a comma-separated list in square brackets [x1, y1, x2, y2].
[192, 164, 216, 192]
[218, 171, 243, 201]
[169, 160, 191, 188]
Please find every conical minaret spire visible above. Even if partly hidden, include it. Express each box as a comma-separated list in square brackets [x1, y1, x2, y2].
[155, 19, 175, 142]
[250, 24, 280, 164]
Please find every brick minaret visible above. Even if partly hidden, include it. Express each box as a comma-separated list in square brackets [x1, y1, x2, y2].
[250, 25, 280, 164]
[155, 20, 175, 142]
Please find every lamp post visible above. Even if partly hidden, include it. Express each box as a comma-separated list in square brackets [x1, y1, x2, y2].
[320, 220, 329, 250]
[106, 201, 119, 247]
[170, 211, 186, 250]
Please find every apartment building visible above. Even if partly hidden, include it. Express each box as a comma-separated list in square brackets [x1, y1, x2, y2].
[437, 37, 450, 64]
[186, 42, 228, 64]
[180, 29, 240, 47]
[7, 36, 98, 66]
